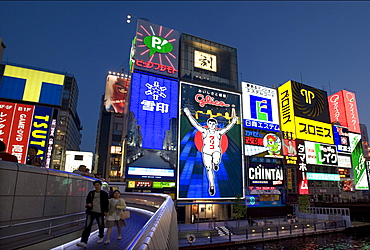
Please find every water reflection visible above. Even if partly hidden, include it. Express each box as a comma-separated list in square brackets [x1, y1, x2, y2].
[226, 226, 370, 250]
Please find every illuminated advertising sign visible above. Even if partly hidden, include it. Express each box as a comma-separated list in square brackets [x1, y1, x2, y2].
[291, 80, 330, 123]
[178, 82, 243, 199]
[242, 82, 280, 132]
[247, 186, 284, 207]
[278, 80, 333, 144]
[296, 139, 309, 195]
[333, 125, 351, 154]
[126, 72, 178, 179]
[244, 129, 282, 158]
[278, 81, 296, 139]
[349, 132, 361, 152]
[248, 163, 284, 186]
[306, 172, 340, 181]
[104, 74, 130, 114]
[133, 19, 179, 78]
[351, 140, 369, 190]
[27, 106, 53, 162]
[304, 141, 338, 166]
[0, 65, 65, 105]
[295, 117, 333, 144]
[45, 118, 56, 168]
[194, 50, 217, 72]
[127, 181, 175, 189]
[328, 90, 361, 133]
[338, 154, 352, 168]
[0, 101, 16, 146]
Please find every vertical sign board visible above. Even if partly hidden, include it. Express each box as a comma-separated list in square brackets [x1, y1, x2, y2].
[8, 103, 35, 163]
[278, 81, 296, 140]
[104, 75, 130, 114]
[126, 72, 178, 180]
[242, 82, 280, 132]
[351, 140, 369, 190]
[296, 139, 309, 195]
[178, 82, 243, 199]
[133, 19, 180, 78]
[328, 90, 361, 134]
[0, 101, 16, 147]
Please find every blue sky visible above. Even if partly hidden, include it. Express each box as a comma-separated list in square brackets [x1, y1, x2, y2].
[1, 1, 369, 152]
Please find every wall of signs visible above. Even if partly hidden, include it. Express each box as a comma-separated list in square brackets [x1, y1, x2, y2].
[177, 82, 243, 199]
[125, 72, 178, 180]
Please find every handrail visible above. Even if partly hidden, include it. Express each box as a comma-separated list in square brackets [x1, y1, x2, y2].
[0, 212, 86, 229]
[126, 193, 173, 249]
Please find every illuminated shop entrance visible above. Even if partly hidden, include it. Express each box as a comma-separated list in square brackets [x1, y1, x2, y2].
[178, 202, 232, 223]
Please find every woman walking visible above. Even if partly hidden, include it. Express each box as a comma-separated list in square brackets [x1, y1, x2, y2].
[104, 190, 127, 244]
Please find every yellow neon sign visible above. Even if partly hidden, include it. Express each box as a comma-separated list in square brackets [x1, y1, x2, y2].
[278, 80, 296, 139]
[295, 117, 334, 144]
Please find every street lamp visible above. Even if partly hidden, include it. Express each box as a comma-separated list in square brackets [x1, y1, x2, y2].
[126, 14, 149, 24]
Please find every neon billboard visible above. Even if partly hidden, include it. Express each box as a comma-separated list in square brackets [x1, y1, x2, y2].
[242, 82, 280, 132]
[133, 19, 179, 77]
[104, 74, 130, 114]
[0, 65, 65, 106]
[126, 72, 178, 180]
[178, 82, 243, 199]
[351, 140, 369, 190]
[328, 90, 361, 134]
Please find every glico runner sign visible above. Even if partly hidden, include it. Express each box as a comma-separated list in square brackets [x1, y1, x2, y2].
[126, 72, 178, 180]
[178, 82, 243, 199]
[241, 82, 280, 132]
[328, 90, 361, 134]
[133, 19, 180, 78]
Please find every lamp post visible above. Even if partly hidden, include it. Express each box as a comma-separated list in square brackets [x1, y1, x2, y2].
[126, 14, 149, 24]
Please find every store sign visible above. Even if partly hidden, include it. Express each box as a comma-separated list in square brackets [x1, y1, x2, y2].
[178, 82, 243, 199]
[250, 157, 281, 164]
[0, 65, 65, 105]
[295, 116, 333, 144]
[306, 172, 340, 181]
[133, 19, 179, 77]
[296, 139, 309, 195]
[338, 154, 352, 168]
[242, 82, 280, 132]
[351, 141, 369, 190]
[278, 81, 296, 138]
[333, 125, 351, 154]
[126, 167, 175, 180]
[194, 50, 217, 72]
[248, 163, 284, 186]
[305, 141, 338, 166]
[328, 90, 360, 133]
[244, 129, 283, 158]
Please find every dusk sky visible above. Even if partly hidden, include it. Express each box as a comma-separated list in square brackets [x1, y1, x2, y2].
[1, 1, 369, 153]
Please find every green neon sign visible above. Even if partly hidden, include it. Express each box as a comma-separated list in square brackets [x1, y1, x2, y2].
[144, 36, 173, 57]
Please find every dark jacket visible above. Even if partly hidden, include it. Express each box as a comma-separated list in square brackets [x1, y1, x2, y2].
[85, 190, 109, 214]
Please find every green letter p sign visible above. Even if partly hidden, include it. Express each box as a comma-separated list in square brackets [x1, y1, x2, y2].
[144, 36, 173, 57]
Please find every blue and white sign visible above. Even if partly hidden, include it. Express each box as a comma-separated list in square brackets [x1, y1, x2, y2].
[242, 82, 280, 132]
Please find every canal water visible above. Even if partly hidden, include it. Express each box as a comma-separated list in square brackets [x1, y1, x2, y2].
[226, 226, 370, 250]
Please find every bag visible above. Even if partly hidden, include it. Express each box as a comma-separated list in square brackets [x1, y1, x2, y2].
[119, 210, 130, 220]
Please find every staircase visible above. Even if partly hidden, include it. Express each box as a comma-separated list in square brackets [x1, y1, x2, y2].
[215, 226, 233, 236]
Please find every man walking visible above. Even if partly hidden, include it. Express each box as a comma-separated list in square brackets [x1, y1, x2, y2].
[77, 180, 109, 248]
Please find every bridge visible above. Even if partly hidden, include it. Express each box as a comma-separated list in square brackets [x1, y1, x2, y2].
[0, 161, 178, 249]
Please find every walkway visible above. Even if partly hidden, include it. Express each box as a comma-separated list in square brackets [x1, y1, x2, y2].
[52, 209, 153, 250]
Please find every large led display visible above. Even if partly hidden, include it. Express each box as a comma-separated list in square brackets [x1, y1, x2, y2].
[328, 90, 361, 133]
[304, 141, 338, 166]
[178, 82, 243, 199]
[333, 125, 351, 154]
[133, 19, 180, 78]
[104, 74, 130, 114]
[126, 72, 178, 180]
[278, 80, 333, 144]
[0, 65, 65, 105]
[244, 129, 283, 158]
[242, 82, 280, 132]
[0, 101, 53, 164]
[351, 140, 369, 190]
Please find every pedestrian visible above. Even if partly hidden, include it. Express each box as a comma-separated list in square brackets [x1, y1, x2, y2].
[26, 146, 43, 166]
[76, 180, 109, 248]
[104, 190, 127, 244]
[0, 140, 18, 163]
